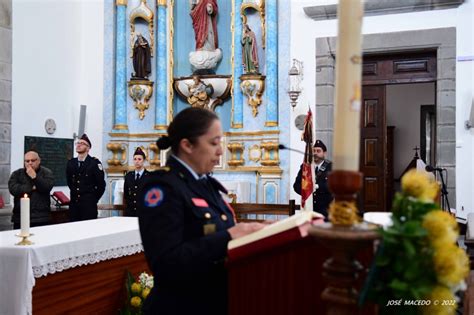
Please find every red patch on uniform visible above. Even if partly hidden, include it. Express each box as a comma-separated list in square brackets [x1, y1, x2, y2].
[192, 198, 209, 207]
[144, 187, 164, 207]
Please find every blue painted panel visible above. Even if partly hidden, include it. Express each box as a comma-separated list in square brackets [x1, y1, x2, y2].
[265, 183, 276, 204]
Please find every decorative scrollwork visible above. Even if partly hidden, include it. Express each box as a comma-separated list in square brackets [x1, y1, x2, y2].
[107, 142, 127, 166]
[227, 142, 245, 167]
[240, 74, 265, 117]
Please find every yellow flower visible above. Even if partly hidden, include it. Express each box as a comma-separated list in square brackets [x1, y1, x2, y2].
[423, 210, 459, 247]
[401, 169, 438, 201]
[142, 287, 151, 299]
[130, 296, 142, 308]
[433, 244, 469, 287]
[421, 285, 456, 315]
[131, 282, 142, 294]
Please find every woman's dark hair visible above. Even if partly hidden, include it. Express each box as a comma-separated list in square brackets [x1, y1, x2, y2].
[156, 107, 219, 154]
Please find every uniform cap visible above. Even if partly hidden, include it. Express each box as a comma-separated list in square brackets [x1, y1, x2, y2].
[313, 139, 327, 152]
[80, 134, 92, 148]
[134, 147, 146, 159]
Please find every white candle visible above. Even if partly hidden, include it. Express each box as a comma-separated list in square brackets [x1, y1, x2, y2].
[332, 0, 364, 171]
[20, 194, 30, 236]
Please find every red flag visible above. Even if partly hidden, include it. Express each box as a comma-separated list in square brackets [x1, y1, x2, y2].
[301, 109, 314, 208]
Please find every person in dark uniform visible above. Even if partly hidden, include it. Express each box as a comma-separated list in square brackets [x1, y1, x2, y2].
[293, 139, 333, 218]
[138, 107, 264, 315]
[66, 134, 106, 221]
[123, 147, 149, 217]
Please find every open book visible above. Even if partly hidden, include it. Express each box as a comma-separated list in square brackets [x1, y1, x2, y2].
[227, 211, 324, 260]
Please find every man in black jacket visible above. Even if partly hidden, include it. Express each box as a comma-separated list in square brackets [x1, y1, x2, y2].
[66, 134, 105, 221]
[8, 151, 54, 229]
[293, 139, 333, 218]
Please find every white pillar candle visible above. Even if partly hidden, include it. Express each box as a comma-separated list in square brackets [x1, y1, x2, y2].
[20, 194, 30, 236]
[332, 0, 364, 171]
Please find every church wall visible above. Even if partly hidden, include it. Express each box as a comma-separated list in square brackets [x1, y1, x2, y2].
[290, 0, 474, 216]
[0, 0, 11, 206]
[11, 0, 104, 199]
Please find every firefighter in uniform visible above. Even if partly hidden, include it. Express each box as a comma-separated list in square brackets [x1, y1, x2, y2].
[123, 147, 149, 216]
[66, 134, 106, 221]
[137, 107, 264, 315]
[293, 139, 333, 218]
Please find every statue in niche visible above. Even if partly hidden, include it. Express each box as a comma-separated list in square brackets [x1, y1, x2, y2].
[190, 0, 219, 51]
[187, 75, 214, 108]
[241, 24, 259, 74]
[132, 33, 151, 80]
[188, 0, 222, 74]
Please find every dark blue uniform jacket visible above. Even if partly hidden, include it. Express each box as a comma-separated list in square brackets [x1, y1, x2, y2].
[293, 159, 333, 217]
[66, 155, 105, 221]
[138, 156, 235, 315]
[123, 169, 149, 216]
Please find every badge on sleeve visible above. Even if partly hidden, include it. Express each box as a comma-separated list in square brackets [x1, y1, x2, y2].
[144, 186, 164, 207]
[98, 163, 103, 171]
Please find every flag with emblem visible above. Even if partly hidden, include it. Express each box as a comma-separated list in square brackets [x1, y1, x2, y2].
[300, 109, 316, 211]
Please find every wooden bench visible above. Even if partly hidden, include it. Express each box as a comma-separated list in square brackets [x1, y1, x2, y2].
[230, 200, 300, 223]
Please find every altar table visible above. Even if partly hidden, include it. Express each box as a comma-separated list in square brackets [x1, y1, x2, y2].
[0, 217, 145, 315]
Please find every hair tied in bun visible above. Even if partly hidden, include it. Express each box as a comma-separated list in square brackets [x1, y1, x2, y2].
[156, 136, 172, 150]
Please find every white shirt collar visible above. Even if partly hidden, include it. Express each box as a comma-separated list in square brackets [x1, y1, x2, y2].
[172, 155, 206, 180]
[135, 169, 144, 177]
[316, 160, 324, 169]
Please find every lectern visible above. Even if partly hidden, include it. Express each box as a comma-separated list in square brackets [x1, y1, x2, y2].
[227, 232, 375, 315]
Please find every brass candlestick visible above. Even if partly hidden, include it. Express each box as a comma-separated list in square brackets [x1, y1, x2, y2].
[309, 170, 379, 315]
[15, 233, 34, 246]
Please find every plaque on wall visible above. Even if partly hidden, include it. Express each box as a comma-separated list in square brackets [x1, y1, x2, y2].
[24, 136, 74, 186]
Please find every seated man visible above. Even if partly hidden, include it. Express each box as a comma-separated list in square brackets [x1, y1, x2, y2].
[293, 140, 333, 218]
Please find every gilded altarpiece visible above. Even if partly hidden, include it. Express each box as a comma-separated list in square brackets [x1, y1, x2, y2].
[102, 0, 292, 206]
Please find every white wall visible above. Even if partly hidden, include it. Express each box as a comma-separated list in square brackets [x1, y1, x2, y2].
[12, 0, 104, 196]
[290, 0, 474, 215]
[386, 83, 435, 179]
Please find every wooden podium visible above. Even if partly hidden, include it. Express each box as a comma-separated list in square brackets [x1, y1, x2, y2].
[228, 236, 328, 315]
[227, 232, 375, 315]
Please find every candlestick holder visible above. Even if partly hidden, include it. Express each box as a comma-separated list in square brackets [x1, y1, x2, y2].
[309, 170, 379, 315]
[15, 233, 34, 246]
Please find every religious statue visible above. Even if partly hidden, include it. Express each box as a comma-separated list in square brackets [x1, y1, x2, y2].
[241, 24, 259, 74]
[132, 34, 151, 80]
[187, 75, 214, 108]
[188, 0, 222, 73]
[190, 0, 219, 51]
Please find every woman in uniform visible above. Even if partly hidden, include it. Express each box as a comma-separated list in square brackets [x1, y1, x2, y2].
[138, 107, 264, 315]
[123, 147, 149, 216]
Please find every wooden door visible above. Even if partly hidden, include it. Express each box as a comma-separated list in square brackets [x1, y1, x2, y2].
[360, 85, 386, 212]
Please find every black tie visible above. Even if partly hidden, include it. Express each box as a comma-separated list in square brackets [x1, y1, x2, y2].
[136, 173, 140, 181]
[78, 161, 84, 169]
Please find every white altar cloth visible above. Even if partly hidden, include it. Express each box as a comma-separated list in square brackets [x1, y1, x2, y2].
[0, 217, 143, 315]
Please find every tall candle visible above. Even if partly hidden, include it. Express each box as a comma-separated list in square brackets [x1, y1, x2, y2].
[20, 194, 30, 236]
[332, 0, 364, 171]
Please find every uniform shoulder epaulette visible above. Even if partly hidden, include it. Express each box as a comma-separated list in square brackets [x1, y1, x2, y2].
[159, 166, 171, 172]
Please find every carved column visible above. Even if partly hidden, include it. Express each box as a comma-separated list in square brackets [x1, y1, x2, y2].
[232, 0, 244, 129]
[155, 0, 168, 130]
[265, 0, 278, 127]
[114, 0, 128, 130]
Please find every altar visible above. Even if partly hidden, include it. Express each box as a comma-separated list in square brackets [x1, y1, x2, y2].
[0, 217, 147, 315]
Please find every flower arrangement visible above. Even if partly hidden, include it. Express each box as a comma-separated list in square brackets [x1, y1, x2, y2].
[361, 169, 469, 315]
[119, 271, 154, 315]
